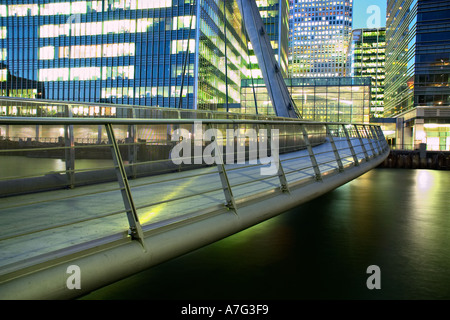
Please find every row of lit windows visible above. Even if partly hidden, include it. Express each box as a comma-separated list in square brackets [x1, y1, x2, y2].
[171, 39, 196, 54]
[38, 66, 135, 82]
[0, 1, 172, 18]
[35, 39, 195, 61]
[354, 49, 386, 55]
[172, 16, 196, 30]
[36, 17, 194, 39]
[292, 1, 352, 6]
[39, 43, 135, 60]
[101, 85, 194, 99]
[40, 19, 154, 38]
[354, 62, 385, 68]
[43, 17, 189, 37]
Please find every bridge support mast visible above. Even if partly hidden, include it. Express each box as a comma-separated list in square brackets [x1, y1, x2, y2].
[236, 0, 300, 119]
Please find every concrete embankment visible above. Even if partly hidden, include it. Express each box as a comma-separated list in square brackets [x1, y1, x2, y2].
[379, 149, 450, 170]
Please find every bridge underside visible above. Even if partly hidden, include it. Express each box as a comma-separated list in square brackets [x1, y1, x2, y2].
[0, 136, 389, 299]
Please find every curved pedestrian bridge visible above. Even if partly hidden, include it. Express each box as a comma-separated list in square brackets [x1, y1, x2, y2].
[0, 116, 389, 299]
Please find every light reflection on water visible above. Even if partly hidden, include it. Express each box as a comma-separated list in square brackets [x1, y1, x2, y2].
[74, 168, 449, 299]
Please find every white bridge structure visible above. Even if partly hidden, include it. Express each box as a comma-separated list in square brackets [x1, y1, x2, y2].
[0, 0, 389, 299]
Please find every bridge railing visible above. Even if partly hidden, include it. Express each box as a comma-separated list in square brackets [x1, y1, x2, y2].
[0, 115, 389, 255]
[0, 96, 294, 121]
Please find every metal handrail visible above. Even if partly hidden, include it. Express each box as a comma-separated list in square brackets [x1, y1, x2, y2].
[0, 116, 374, 126]
[0, 115, 389, 255]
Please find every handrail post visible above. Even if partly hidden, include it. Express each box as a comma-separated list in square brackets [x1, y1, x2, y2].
[64, 124, 75, 188]
[267, 125, 290, 192]
[354, 124, 370, 162]
[301, 124, 322, 181]
[342, 124, 359, 166]
[326, 124, 344, 172]
[128, 124, 137, 179]
[369, 125, 383, 155]
[375, 126, 388, 152]
[211, 131, 238, 215]
[105, 123, 146, 250]
[363, 125, 377, 156]
[64, 105, 75, 188]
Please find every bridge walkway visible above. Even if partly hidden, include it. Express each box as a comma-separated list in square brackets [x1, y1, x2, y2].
[0, 137, 374, 275]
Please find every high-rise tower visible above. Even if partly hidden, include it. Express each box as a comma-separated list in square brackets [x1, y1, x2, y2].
[289, 0, 353, 78]
[385, 0, 450, 150]
[351, 28, 386, 119]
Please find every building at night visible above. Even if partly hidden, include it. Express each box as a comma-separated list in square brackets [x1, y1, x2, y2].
[350, 28, 385, 120]
[241, 77, 371, 123]
[0, 0, 252, 112]
[288, 0, 353, 78]
[0, 62, 46, 100]
[385, 0, 450, 150]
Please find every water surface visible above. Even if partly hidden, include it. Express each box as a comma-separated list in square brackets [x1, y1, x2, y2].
[78, 169, 450, 299]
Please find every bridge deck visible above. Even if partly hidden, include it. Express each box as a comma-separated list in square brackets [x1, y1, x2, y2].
[0, 138, 377, 275]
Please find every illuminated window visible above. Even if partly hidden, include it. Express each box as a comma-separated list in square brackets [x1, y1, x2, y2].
[70, 67, 101, 81]
[101, 87, 135, 99]
[104, 20, 136, 34]
[0, 5, 6, 17]
[39, 68, 70, 82]
[0, 48, 6, 61]
[102, 43, 135, 58]
[57, 43, 135, 59]
[172, 16, 196, 30]
[8, 4, 39, 17]
[40, 20, 145, 38]
[88, 1, 103, 12]
[71, 22, 103, 37]
[137, 18, 154, 32]
[39, 46, 55, 60]
[102, 66, 135, 80]
[0, 27, 6, 39]
[104, 0, 137, 11]
[0, 69, 7, 82]
[71, 1, 87, 14]
[39, 3, 71, 15]
[171, 39, 196, 54]
[137, 0, 172, 9]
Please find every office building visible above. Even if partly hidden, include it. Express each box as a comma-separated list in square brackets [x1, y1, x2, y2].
[351, 28, 386, 119]
[241, 77, 371, 123]
[0, 62, 45, 99]
[385, 0, 450, 150]
[0, 0, 251, 112]
[289, 0, 353, 78]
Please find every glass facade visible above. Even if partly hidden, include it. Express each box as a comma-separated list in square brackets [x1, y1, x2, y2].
[0, 0, 252, 112]
[241, 77, 370, 123]
[384, 0, 418, 117]
[385, 0, 450, 150]
[289, 0, 353, 78]
[351, 28, 386, 119]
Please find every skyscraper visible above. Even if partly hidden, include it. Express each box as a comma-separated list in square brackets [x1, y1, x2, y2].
[0, 0, 250, 112]
[385, 0, 450, 150]
[351, 28, 386, 119]
[288, 0, 353, 78]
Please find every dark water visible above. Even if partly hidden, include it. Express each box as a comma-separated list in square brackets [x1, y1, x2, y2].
[81, 169, 450, 300]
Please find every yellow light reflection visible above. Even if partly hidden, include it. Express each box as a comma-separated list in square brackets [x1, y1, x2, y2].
[139, 173, 202, 225]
